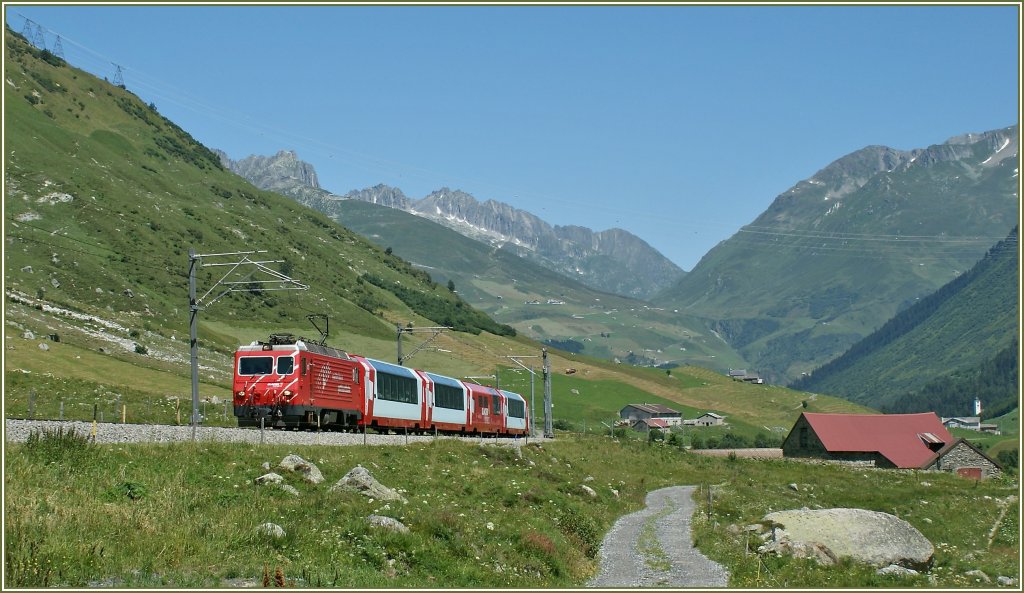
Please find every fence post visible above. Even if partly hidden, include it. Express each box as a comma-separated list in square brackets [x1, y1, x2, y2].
[363, 424, 367, 446]
[260, 417, 265, 445]
[28, 389, 36, 419]
[404, 426, 408, 445]
[122, 404, 126, 424]
[59, 400, 64, 421]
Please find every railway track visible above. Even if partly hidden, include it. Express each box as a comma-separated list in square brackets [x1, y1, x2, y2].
[4, 418, 540, 447]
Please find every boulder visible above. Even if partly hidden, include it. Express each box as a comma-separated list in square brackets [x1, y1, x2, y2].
[762, 508, 933, 569]
[279, 454, 324, 484]
[580, 484, 597, 498]
[279, 484, 300, 497]
[877, 564, 919, 577]
[257, 523, 285, 539]
[255, 472, 284, 485]
[367, 514, 409, 534]
[330, 465, 405, 502]
[758, 531, 837, 566]
[965, 570, 991, 583]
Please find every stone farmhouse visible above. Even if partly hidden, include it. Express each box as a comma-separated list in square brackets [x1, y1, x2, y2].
[782, 412, 1001, 479]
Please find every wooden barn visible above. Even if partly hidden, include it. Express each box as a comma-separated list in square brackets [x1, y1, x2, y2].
[782, 412, 1001, 478]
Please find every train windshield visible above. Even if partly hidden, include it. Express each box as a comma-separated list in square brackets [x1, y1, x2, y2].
[277, 356, 294, 375]
[239, 356, 273, 375]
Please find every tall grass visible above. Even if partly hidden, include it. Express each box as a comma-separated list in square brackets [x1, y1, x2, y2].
[4, 434, 1018, 588]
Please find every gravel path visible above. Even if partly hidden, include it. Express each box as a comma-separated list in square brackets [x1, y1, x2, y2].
[588, 485, 729, 588]
[4, 419, 537, 448]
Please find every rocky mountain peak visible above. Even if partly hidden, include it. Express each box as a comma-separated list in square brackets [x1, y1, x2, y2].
[219, 150, 685, 299]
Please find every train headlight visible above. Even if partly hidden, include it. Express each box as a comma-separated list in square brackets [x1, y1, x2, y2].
[236, 390, 244, 397]
[283, 390, 293, 397]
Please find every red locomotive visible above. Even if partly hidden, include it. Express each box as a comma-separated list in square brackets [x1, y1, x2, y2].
[232, 333, 529, 436]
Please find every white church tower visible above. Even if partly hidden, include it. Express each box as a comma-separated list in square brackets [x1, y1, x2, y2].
[974, 397, 982, 416]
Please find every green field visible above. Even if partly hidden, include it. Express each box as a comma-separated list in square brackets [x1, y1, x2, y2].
[5, 430, 1018, 588]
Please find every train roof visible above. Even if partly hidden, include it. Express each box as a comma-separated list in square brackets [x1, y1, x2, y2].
[422, 371, 464, 389]
[499, 389, 526, 402]
[362, 357, 420, 379]
[237, 340, 353, 361]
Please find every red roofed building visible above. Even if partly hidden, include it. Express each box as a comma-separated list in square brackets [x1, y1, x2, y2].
[633, 418, 671, 432]
[782, 412, 1001, 477]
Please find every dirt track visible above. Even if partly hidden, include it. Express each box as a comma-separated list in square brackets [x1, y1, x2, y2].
[587, 485, 729, 588]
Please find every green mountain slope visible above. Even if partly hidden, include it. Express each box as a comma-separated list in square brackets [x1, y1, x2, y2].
[3, 28, 507, 365]
[321, 199, 746, 369]
[791, 228, 1019, 412]
[655, 130, 1019, 383]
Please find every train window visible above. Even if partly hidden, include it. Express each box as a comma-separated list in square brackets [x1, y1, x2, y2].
[277, 356, 294, 375]
[301, 357, 307, 376]
[377, 372, 417, 404]
[491, 394, 501, 415]
[507, 398, 525, 419]
[239, 356, 273, 375]
[434, 384, 464, 410]
[352, 368, 359, 384]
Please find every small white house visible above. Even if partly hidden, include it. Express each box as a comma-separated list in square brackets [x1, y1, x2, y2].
[694, 412, 725, 426]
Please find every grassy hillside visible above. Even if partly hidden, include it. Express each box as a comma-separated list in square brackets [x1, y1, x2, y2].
[657, 134, 1019, 384]
[792, 229, 1019, 413]
[5, 432, 1018, 588]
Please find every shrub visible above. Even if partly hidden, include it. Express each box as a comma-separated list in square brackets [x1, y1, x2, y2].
[552, 418, 573, 431]
[24, 427, 93, 467]
[555, 506, 599, 558]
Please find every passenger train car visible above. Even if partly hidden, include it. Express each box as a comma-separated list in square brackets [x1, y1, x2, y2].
[232, 334, 528, 436]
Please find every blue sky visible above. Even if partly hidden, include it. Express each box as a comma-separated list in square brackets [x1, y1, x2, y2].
[7, 4, 1020, 270]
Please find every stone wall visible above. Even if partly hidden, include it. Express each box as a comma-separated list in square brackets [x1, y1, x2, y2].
[926, 440, 1002, 479]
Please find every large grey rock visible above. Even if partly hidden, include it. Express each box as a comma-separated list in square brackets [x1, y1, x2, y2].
[257, 522, 285, 539]
[255, 472, 284, 485]
[762, 508, 933, 569]
[278, 454, 324, 484]
[330, 465, 405, 502]
[367, 514, 409, 534]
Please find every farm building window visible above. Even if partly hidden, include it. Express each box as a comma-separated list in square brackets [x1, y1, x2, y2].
[277, 356, 294, 375]
[507, 398, 525, 419]
[239, 356, 273, 376]
[434, 384, 464, 410]
[799, 427, 809, 448]
[377, 372, 417, 404]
